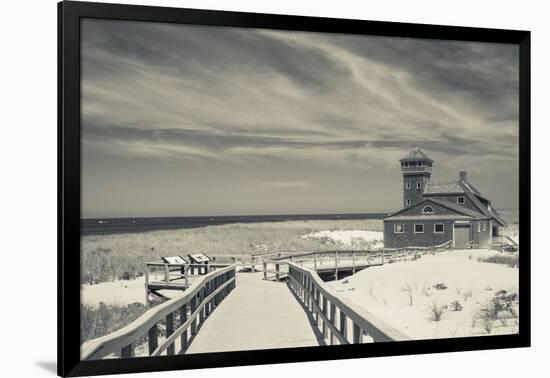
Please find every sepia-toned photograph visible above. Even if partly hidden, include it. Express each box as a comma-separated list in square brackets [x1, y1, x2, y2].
[79, 19, 520, 360]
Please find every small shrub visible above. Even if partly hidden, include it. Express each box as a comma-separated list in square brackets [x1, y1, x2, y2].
[428, 301, 446, 321]
[450, 300, 463, 312]
[433, 282, 448, 290]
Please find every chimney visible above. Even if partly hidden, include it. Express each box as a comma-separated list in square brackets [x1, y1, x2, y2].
[459, 171, 467, 182]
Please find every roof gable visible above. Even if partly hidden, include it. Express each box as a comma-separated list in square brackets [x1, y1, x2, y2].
[385, 198, 484, 220]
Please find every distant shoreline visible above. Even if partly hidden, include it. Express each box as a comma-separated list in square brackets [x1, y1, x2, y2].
[81, 212, 390, 236]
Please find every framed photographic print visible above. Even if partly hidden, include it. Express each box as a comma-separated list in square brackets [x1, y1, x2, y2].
[58, 1, 530, 376]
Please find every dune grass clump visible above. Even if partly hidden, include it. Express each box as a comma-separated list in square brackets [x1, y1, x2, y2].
[428, 301, 446, 321]
[477, 254, 518, 268]
[80, 302, 153, 344]
[475, 289, 519, 334]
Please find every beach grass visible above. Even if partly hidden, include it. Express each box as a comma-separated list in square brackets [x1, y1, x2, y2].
[81, 219, 383, 284]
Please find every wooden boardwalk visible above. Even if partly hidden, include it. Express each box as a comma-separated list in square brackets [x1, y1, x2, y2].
[186, 272, 321, 354]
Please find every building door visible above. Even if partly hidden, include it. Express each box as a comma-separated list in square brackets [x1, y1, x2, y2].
[454, 224, 470, 248]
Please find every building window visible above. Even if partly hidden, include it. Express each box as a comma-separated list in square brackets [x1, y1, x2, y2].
[414, 224, 424, 233]
[394, 224, 404, 233]
[403, 162, 409, 168]
[457, 196, 465, 204]
[477, 222, 481, 232]
[406, 182, 411, 189]
[434, 224, 444, 233]
[482, 222, 486, 231]
[422, 206, 434, 214]
[417, 161, 423, 167]
[405, 199, 411, 206]
[416, 182, 421, 189]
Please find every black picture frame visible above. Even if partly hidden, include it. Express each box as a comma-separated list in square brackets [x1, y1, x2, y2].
[58, 1, 531, 376]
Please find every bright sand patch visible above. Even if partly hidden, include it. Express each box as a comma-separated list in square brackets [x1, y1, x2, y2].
[301, 230, 383, 249]
[81, 273, 179, 307]
[328, 249, 519, 339]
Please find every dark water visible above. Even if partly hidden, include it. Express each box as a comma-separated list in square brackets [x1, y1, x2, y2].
[81, 213, 389, 236]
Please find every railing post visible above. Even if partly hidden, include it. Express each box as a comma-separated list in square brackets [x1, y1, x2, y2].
[352, 323, 363, 344]
[352, 251, 356, 274]
[335, 251, 339, 280]
[263, 262, 267, 280]
[190, 296, 197, 336]
[199, 289, 205, 324]
[313, 287, 319, 325]
[145, 265, 150, 305]
[165, 264, 169, 285]
[329, 303, 336, 345]
[185, 265, 189, 288]
[180, 304, 188, 352]
[166, 312, 175, 355]
[340, 311, 347, 341]
[275, 263, 280, 282]
[322, 296, 328, 339]
[314, 252, 317, 270]
[121, 343, 134, 359]
[148, 324, 158, 355]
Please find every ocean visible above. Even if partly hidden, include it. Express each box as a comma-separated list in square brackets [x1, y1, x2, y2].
[81, 213, 390, 236]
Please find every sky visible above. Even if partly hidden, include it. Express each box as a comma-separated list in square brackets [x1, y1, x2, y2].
[81, 19, 519, 218]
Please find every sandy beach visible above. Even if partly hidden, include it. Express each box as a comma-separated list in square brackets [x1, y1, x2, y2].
[329, 249, 519, 339]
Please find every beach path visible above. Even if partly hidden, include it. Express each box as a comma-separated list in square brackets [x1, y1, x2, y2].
[186, 272, 321, 353]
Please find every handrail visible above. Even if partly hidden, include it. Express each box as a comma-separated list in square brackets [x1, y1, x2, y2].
[81, 264, 236, 360]
[287, 262, 410, 344]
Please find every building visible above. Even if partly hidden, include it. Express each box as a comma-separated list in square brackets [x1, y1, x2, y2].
[383, 148, 507, 249]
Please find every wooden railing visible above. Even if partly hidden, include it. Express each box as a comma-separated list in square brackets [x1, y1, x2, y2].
[287, 262, 411, 344]
[262, 242, 452, 281]
[81, 264, 236, 360]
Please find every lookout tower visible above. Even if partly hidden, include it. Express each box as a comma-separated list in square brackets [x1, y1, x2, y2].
[400, 148, 433, 207]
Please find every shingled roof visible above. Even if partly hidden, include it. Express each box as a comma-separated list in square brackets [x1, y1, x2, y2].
[424, 181, 464, 194]
[400, 148, 433, 163]
[422, 178, 507, 227]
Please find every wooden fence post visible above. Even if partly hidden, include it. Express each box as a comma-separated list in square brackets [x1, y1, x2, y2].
[352, 323, 363, 344]
[335, 251, 339, 280]
[275, 263, 280, 282]
[352, 251, 356, 274]
[322, 296, 328, 339]
[314, 252, 318, 270]
[148, 324, 158, 355]
[340, 311, 347, 341]
[166, 312, 175, 355]
[180, 304, 188, 352]
[329, 303, 336, 345]
[145, 265, 150, 305]
[121, 343, 133, 359]
[263, 262, 267, 280]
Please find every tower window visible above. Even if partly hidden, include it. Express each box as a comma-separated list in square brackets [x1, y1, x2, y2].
[422, 206, 434, 214]
[414, 224, 424, 233]
[434, 224, 444, 233]
[482, 222, 486, 231]
[403, 162, 409, 168]
[457, 196, 465, 204]
[405, 199, 411, 206]
[417, 161, 423, 167]
[416, 182, 421, 189]
[477, 222, 481, 232]
[406, 182, 411, 189]
[394, 224, 404, 233]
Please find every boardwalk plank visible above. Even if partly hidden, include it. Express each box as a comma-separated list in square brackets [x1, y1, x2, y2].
[186, 272, 320, 354]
